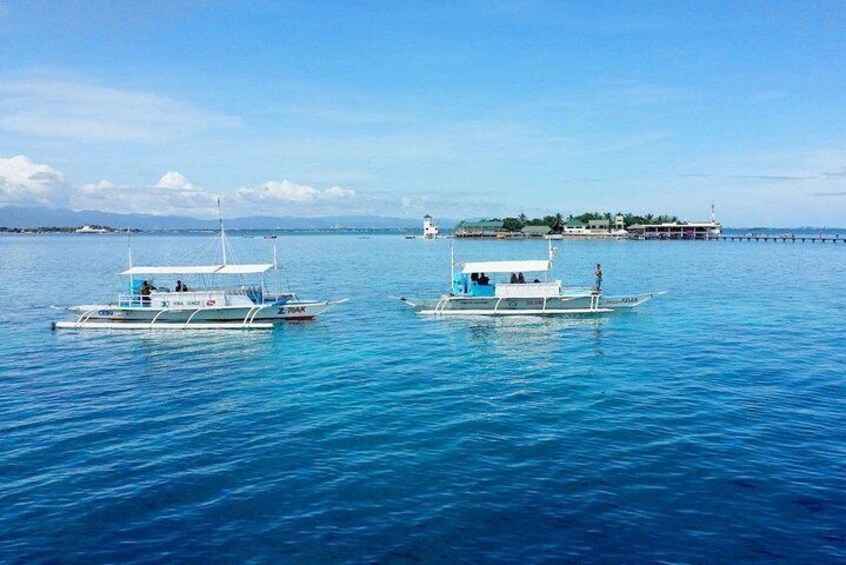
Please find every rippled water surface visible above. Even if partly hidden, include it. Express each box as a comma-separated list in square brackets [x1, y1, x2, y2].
[1, 234, 845, 562]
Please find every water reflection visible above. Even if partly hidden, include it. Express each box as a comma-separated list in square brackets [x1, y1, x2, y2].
[447, 315, 608, 368]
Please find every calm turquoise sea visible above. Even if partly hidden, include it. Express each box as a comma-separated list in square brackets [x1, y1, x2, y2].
[1, 234, 845, 562]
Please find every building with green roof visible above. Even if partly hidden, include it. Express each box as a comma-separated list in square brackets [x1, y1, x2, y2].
[455, 219, 505, 237]
[521, 225, 552, 237]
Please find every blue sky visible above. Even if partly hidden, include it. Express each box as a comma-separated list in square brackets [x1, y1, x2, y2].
[1, 1, 845, 225]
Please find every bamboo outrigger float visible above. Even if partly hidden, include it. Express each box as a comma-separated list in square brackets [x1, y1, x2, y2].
[53, 204, 346, 331]
[400, 241, 663, 316]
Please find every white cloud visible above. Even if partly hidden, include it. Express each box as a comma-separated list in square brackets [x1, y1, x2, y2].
[0, 155, 499, 219]
[71, 171, 218, 216]
[234, 180, 356, 205]
[155, 171, 195, 191]
[78, 179, 115, 194]
[0, 154, 68, 205]
[0, 157, 366, 216]
[0, 80, 240, 143]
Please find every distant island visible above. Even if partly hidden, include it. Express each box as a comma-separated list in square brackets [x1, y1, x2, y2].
[0, 225, 135, 234]
[0, 205, 449, 231]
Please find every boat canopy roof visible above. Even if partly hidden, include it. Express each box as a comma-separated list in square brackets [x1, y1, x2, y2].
[461, 260, 550, 274]
[121, 263, 273, 276]
[217, 264, 274, 275]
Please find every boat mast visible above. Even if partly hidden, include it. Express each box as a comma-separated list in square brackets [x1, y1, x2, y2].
[218, 197, 227, 265]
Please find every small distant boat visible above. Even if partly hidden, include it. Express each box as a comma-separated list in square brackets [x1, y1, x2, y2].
[400, 242, 663, 316]
[53, 209, 346, 330]
[405, 235, 416, 239]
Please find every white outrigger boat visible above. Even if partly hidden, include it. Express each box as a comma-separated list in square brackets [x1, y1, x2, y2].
[400, 242, 663, 316]
[53, 213, 346, 331]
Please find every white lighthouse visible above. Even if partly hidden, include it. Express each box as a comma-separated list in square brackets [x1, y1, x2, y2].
[423, 214, 439, 239]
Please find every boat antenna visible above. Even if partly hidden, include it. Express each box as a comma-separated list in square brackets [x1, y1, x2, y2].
[273, 230, 278, 271]
[218, 197, 227, 265]
[547, 238, 556, 282]
[273, 226, 281, 293]
[449, 240, 455, 282]
[127, 227, 134, 293]
[127, 227, 133, 270]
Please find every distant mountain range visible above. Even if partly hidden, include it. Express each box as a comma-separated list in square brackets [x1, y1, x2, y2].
[0, 205, 456, 230]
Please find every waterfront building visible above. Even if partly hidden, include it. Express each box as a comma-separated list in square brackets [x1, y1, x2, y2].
[454, 219, 505, 238]
[550, 217, 627, 240]
[521, 225, 552, 238]
[423, 214, 439, 239]
[627, 221, 722, 240]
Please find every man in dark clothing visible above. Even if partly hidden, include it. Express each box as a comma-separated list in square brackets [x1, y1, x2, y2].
[140, 280, 157, 305]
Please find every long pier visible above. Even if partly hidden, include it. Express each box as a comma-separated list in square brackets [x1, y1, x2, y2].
[717, 235, 843, 243]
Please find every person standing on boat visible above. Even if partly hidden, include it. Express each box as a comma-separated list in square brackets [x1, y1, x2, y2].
[510, 273, 518, 283]
[594, 264, 603, 291]
[517, 272, 525, 284]
[140, 280, 157, 305]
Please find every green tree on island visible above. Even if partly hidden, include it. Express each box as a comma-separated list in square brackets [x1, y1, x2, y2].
[492, 211, 680, 232]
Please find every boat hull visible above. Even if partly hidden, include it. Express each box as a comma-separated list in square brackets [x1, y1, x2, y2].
[60, 299, 345, 329]
[401, 292, 661, 316]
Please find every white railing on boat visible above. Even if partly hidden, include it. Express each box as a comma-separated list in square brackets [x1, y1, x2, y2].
[116, 289, 293, 308]
[118, 291, 226, 308]
[494, 281, 562, 299]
